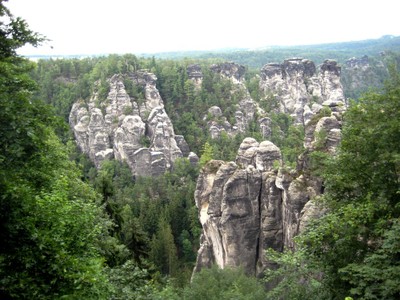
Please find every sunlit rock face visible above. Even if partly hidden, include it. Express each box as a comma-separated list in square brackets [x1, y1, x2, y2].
[260, 58, 346, 125]
[69, 71, 192, 176]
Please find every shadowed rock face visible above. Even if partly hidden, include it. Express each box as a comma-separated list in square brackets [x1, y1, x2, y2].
[210, 62, 246, 84]
[187, 64, 203, 90]
[193, 108, 342, 276]
[193, 138, 283, 276]
[341, 55, 387, 98]
[69, 72, 191, 176]
[260, 58, 346, 125]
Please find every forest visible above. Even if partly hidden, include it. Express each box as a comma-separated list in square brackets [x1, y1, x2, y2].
[1, 1, 399, 299]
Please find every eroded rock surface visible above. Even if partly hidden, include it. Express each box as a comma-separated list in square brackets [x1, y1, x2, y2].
[69, 72, 192, 176]
[194, 107, 342, 276]
[260, 58, 346, 125]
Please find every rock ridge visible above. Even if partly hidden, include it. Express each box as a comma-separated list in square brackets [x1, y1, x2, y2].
[69, 71, 194, 176]
[260, 58, 346, 125]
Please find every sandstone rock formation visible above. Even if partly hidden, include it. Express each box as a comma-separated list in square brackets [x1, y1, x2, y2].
[341, 55, 387, 98]
[69, 71, 191, 176]
[260, 58, 346, 125]
[191, 62, 263, 139]
[193, 59, 346, 276]
[188, 59, 346, 142]
[193, 107, 343, 276]
[187, 64, 203, 90]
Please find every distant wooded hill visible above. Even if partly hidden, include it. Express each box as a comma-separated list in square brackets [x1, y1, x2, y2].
[142, 35, 400, 68]
[27, 35, 400, 70]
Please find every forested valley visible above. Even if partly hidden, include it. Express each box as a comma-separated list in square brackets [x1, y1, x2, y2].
[1, 2, 399, 299]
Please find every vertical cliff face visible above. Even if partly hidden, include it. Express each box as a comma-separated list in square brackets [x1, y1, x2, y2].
[193, 117, 340, 276]
[69, 71, 193, 176]
[194, 59, 346, 276]
[260, 58, 346, 125]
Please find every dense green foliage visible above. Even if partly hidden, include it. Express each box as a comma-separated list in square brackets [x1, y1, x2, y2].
[183, 266, 268, 300]
[87, 158, 201, 279]
[266, 69, 400, 299]
[149, 266, 268, 300]
[0, 2, 113, 298]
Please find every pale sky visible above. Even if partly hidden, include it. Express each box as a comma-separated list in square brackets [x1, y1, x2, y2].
[6, 0, 400, 56]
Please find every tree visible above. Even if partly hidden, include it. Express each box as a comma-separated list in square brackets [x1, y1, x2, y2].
[199, 141, 214, 167]
[0, 2, 113, 298]
[0, 0, 45, 59]
[149, 218, 179, 276]
[184, 266, 268, 300]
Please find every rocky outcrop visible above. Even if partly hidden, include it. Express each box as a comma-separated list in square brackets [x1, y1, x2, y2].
[69, 71, 192, 176]
[191, 62, 345, 276]
[345, 55, 369, 68]
[341, 55, 387, 98]
[191, 59, 345, 142]
[260, 58, 346, 125]
[187, 64, 203, 90]
[210, 62, 246, 84]
[198, 62, 263, 139]
[193, 108, 343, 276]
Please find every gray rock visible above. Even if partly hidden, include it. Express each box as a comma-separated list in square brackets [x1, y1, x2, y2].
[260, 58, 346, 125]
[69, 71, 191, 176]
[205, 62, 264, 138]
[187, 64, 203, 90]
[312, 116, 342, 153]
[345, 55, 369, 68]
[341, 55, 386, 98]
[210, 62, 246, 83]
[208, 106, 223, 118]
[256, 141, 282, 172]
[188, 152, 199, 166]
[195, 160, 261, 275]
[235, 137, 259, 168]
[187, 64, 203, 79]
[259, 117, 272, 139]
[175, 135, 190, 157]
[194, 126, 340, 277]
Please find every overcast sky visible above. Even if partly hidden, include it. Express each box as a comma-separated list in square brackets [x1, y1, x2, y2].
[7, 0, 400, 56]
